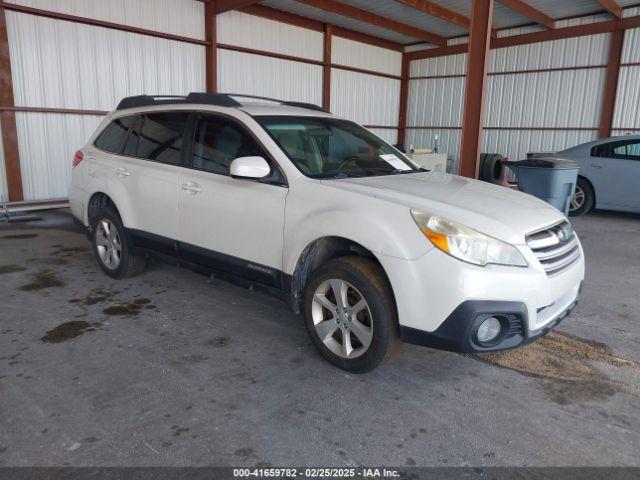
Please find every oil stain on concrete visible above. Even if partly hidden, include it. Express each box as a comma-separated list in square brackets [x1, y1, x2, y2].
[475, 331, 640, 404]
[41, 321, 102, 343]
[103, 298, 154, 316]
[1, 233, 38, 240]
[0, 265, 26, 275]
[17, 270, 65, 292]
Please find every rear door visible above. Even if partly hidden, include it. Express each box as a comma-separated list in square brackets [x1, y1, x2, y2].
[589, 139, 640, 210]
[117, 111, 190, 254]
[177, 112, 288, 287]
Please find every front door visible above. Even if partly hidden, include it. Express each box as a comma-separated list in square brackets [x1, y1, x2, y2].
[177, 113, 288, 287]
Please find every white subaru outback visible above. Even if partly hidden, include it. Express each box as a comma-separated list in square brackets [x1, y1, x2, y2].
[70, 93, 585, 372]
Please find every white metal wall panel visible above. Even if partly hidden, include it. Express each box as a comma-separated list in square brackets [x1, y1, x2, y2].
[623, 7, 640, 18]
[621, 27, 640, 63]
[482, 130, 598, 161]
[330, 69, 400, 126]
[331, 37, 401, 76]
[407, 77, 465, 127]
[612, 66, 640, 130]
[485, 69, 605, 128]
[6, 0, 205, 39]
[410, 53, 467, 77]
[217, 11, 323, 61]
[7, 12, 206, 111]
[218, 50, 322, 105]
[367, 128, 398, 145]
[405, 128, 461, 165]
[0, 123, 8, 203]
[489, 33, 610, 72]
[16, 113, 104, 201]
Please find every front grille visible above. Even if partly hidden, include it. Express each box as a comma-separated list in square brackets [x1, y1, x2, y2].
[526, 221, 581, 276]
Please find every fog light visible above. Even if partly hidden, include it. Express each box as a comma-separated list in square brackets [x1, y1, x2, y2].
[477, 316, 501, 343]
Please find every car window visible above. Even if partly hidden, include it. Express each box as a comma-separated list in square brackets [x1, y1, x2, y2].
[257, 116, 417, 179]
[122, 112, 189, 165]
[191, 115, 266, 175]
[593, 140, 640, 160]
[94, 116, 137, 154]
[612, 141, 640, 160]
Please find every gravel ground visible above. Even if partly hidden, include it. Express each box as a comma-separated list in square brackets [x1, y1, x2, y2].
[0, 209, 638, 467]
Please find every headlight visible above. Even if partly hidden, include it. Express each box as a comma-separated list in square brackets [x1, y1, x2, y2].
[410, 209, 527, 267]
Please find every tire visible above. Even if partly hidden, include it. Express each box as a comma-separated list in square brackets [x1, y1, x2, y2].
[479, 153, 503, 183]
[303, 256, 400, 373]
[91, 207, 146, 279]
[569, 177, 595, 217]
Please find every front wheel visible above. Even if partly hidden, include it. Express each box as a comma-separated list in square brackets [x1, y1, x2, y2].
[303, 257, 399, 373]
[569, 177, 595, 217]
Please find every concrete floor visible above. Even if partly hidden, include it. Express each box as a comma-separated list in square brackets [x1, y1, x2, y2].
[0, 208, 639, 467]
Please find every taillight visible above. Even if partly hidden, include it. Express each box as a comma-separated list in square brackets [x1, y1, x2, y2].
[73, 150, 84, 168]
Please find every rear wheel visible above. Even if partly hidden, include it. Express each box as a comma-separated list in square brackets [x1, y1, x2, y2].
[303, 257, 399, 373]
[569, 177, 594, 217]
[91, 208, 146, 279]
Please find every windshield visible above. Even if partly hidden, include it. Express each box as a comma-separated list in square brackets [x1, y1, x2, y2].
[256, 116, 420, 179]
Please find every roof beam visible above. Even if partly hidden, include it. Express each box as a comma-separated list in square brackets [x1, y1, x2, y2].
[395, 0, 498, 37]
[240, 4, 405, 50]
[406, 15, 640, 62]
[294, 0, 447, 46]
[498, 0, 555, 29]
[214, 0, 262, 14]
[595, 0, 623, 18]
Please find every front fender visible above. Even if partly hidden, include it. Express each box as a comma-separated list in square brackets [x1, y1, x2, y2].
[283, 207, 432, 276]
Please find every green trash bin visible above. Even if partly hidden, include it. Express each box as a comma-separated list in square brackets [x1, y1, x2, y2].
[504, 158, 579, 215]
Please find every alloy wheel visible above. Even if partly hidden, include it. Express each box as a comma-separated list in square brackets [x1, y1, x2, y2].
[311, 278, 373, 359]
[95, 219, 122, 270]
[570, 185, 585, 212]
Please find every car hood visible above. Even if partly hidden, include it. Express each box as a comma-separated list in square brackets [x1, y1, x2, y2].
[322, 172, 566, 245]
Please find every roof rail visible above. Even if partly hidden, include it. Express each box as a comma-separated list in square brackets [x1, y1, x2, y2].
[115, 92, 327, 112]
[116, 93, 242, 110]
[223, 93, 326, 112]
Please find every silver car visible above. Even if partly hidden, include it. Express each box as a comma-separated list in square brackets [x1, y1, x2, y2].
[531, 135, 640, 216]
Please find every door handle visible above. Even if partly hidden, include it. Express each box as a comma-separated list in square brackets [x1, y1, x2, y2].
[591, 164, 603, 169]
[116, 167, 131, 177]
[181, 182, 202, 194]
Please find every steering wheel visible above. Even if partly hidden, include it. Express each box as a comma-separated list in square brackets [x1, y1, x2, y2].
[334, 156, 360, 173]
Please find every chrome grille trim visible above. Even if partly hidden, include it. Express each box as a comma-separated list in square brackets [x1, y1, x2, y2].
[526, 221, 581, 276]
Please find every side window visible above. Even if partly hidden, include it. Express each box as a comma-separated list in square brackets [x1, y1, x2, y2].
[612, 141, 640, 160]
[591, 143, 611, 158]
[191, 115, 266, 174]
[123, 112, 189, 165]
[94, 116, 136, 154]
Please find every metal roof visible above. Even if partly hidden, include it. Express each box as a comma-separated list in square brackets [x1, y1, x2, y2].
[261, 0, 637, 46]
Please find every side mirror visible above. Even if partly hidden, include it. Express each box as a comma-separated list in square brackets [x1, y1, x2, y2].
[229, 156, 271, 179]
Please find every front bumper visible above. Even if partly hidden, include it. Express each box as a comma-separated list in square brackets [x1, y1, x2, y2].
[378, 236, 585, 352]
[399, 284, 580, 352]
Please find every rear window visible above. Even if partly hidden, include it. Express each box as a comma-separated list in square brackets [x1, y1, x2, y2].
[122, 112, 189, 165]
[94, 116, 136, 154]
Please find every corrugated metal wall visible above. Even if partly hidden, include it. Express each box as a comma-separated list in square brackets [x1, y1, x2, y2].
[0, 122, 7, 203]
[330, 39, 402, 145]
[612, 26, 640, 135]
[6, 0, 205, 38]
[217, 11, 322, 61]
[4, 0, 205, 201]
[406, 27, 611, 168]
[216, 11, 323, 105]
[407, 53, 466, 164]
